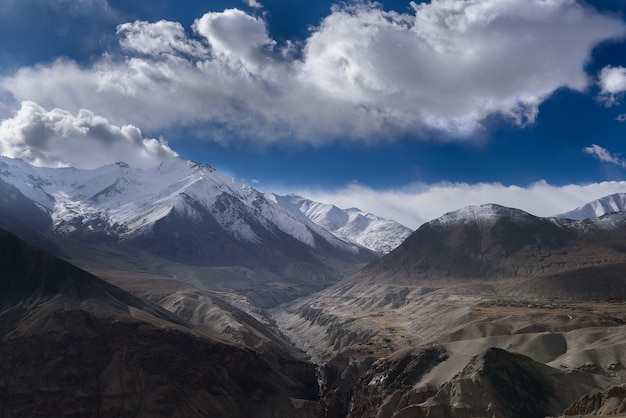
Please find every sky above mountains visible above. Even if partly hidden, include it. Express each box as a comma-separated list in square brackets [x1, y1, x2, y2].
[1, 0, 626, 228]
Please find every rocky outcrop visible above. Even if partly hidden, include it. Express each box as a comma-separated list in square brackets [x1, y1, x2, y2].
[348, 345, 447, 418]
[340, 347, 609, 418]
[321, 352, 377, 418]
[432, 347, 568, 418]
[563, 384, 626, 416]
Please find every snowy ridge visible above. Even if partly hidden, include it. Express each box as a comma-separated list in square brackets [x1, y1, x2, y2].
[428, 202, 626, 234]
[0, 156, 364, 252]
[556, 193, 626, 220]
[432, 204, 537, 228]
[266, 193, 412, 254]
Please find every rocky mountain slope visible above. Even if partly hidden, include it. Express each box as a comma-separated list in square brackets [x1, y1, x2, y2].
[349, 347, 604, 418]
[266, 193, 412, 254]
[4, 155, 626, 417]
[0, 156, 378, 306]
[563, 384, 626, 416]
[0, 228, 322, 417]
[343, 203, 626, 296]
[275, 202, 626, 417]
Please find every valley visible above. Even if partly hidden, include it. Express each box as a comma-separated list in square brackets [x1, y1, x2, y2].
[276, 282, 626, 416]
[3, 0, 626, 416]
[269, 200, 626, 416]
[1, 157, 626, 417]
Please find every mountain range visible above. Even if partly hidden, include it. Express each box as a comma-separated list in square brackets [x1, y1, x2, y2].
[0, 156, 408, 253]
[2, 154, 626, 417]
[276, 200, 626, 417]
[266, 193, 412, 254]
[347, 203, 626, 297]
[0, 156, 410, 306]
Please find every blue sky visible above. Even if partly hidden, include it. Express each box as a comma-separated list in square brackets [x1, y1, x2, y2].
[2, 0, 626, 228]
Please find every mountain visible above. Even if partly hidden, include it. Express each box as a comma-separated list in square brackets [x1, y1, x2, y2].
[0, 228, 322, 417]
[266, 194, 412, 254]
[0, 156, 363, 249]
[344, 203, 626, 297]
[557, 192, 626, 220]
[0, 228, 185, 320]
[0, 156, 377, 306]
[274, 203, 626, 417]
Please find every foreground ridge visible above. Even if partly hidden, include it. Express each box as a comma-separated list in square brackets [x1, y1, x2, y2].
[0, 228, 322, 417]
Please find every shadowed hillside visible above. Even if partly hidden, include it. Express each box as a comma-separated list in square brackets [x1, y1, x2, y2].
[0, 229, 322, 417]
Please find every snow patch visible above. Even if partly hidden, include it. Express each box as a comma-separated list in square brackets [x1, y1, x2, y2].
[433, 204, 535, 228]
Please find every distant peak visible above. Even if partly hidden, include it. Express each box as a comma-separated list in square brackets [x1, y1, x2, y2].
[115, 162, 130, 168]
[556, 192, 626, 220]
[270, 192, 412, 254]
[433, 203, 535, 227]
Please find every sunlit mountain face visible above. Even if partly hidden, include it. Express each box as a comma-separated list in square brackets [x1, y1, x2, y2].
[2, 153, 626, 416]
[3, 1, 626, 417]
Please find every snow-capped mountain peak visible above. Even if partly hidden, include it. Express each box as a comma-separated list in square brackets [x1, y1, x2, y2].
[432, 204, 537, 227]
[266, 193, 412, 254]
[0, 156, 368, 253]
[556, 193, 626, 220]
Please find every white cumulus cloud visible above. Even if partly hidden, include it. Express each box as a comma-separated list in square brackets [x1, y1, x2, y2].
[584, 143, 626, 168]
[243, 0, 263, 9]
[0, 101, 177, 169]
[193, 8, 276, 70]
[1, 1, 624, 143]
[598, 65, 626, 105]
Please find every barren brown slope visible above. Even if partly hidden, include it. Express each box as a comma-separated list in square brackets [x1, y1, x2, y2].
[563, 384, 626, 416]
[350, 347, 604, 418]
[0, 229, 322, 418]
[273, 204, 626, 417]
[343, 205, 626, 298]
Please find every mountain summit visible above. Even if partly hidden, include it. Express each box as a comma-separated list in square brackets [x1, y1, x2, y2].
[0, 156, 377, 306]
[556, 192, 626, 220]
[0, 156, 360, 248]
[346, 203, 626, 297]
[266, 193, 412, 254]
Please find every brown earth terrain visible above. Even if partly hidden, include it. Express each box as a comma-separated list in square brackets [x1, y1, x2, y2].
[5, 204, 626, 417]
[0, 229, 323, 417]
[275, 281, 626, 417]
